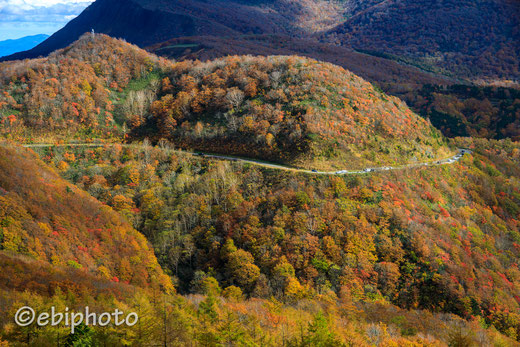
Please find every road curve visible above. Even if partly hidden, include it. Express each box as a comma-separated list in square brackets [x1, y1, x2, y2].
[21, 143, 471, 175]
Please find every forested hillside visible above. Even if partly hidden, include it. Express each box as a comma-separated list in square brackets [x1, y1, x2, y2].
[0, 145, 172, 290]
[2, 249, 512, 346]
[0, 33, 519, 345]
[4, 0, 518, 144]
[32, 137, 520, 341]
[1, 139, 518, 345]
[0, 34, 451, 170]
[0, 34, 173, 142]
[1, 144, 514, 345]
[326, 0, 520, 81]
[404, 84, 520, 140]
[138, 55, 451, 170]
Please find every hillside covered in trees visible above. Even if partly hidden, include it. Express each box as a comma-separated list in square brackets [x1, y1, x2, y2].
[0, 34, 519, 345]
[0, 144, 455, 346]
[325, 0, 520, 81]
[2, 141, 516, 346]
[139, 55, 451, 170]
[0, 145, 172, 291]
[30, 136, 520, 342]
[403, 84, 520, 141]
[2, 252, 512, 345]
[0, 34, 173, 142]
[0, 34, 451, 170]
[4, 0, 519, 145]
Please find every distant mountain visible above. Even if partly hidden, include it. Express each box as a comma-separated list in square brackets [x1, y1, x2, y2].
[325, 0, 520, 81]
[0, 34, 49, 58]
[0, 0, 298, 61]
[3, 0, 518, 82]
[0, 0, 451, 95]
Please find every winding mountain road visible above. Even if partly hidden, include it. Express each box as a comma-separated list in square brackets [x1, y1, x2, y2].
[22, 143, 471, 175]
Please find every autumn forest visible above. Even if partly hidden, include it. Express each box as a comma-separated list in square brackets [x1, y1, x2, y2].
[0, 24, 519, 347]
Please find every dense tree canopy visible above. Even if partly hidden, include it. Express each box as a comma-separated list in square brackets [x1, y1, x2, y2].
[138, 55, 451, 170]
[0, 34, 519, 345]
[0, 34, 173, 142]
[0, 145, 172, 291]
[33, 137, 520, 340]
[0, 35, 452, 170]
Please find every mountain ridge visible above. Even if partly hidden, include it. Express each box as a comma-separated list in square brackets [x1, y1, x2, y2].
[0, 35, 452, 170]
[4, 0, 519, 143]
[4, 0, 518, 83]
[325, 0, 520, 80]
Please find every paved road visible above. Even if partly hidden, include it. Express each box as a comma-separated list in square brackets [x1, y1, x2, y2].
[22, 143, 471, 175]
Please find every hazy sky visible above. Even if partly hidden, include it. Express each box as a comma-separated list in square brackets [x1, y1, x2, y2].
[0, 0, 93, 40]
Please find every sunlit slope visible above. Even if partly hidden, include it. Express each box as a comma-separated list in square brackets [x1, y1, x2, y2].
[0, 35, 453, 170]
[142, 55, 452, 170]
[0, 145, 172, 290]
